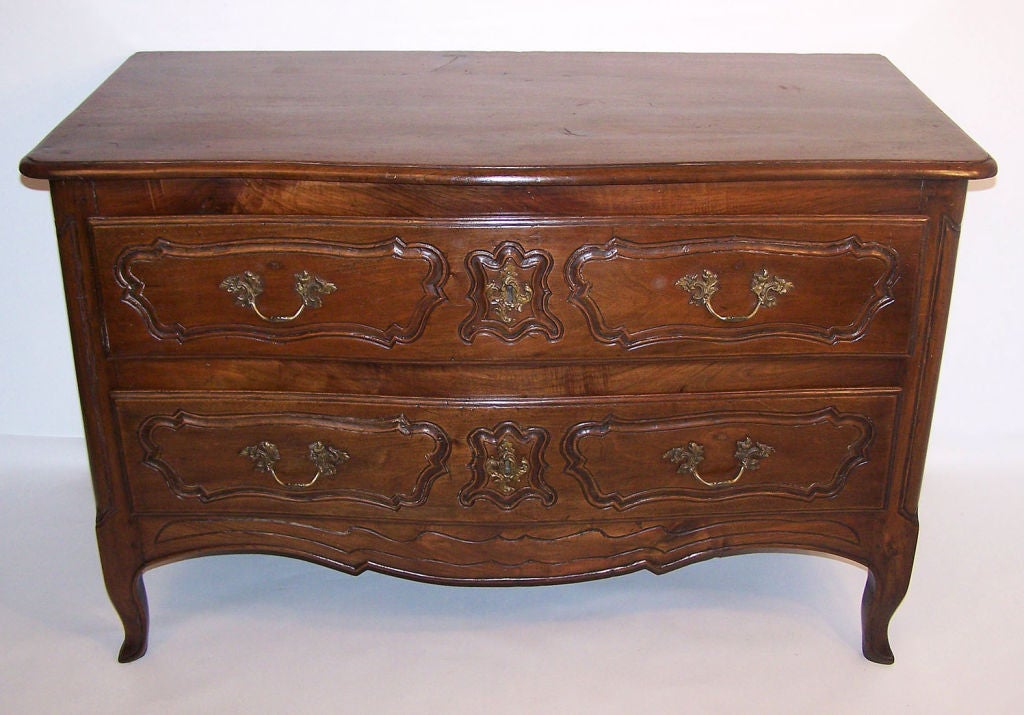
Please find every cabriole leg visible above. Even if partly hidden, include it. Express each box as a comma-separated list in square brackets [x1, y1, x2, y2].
[97, 519, 149, 662]
[860, 518, 918, 664]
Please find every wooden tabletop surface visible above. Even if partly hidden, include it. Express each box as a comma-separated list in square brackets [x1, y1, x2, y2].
[20, 51, 996, 184]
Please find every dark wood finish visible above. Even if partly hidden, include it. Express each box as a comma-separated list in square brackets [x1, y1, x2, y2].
[97, 220, 449, 351]
[112, 391, 896, 519]
[86, 177, 933, 217]
[565, 220, 915, 351]
[133, 409, 450, 509]
[20, 52, 995, 183]
[22, 52, 994, 664]
[112, 355, 908, 395]
[91, 216, 923, 360]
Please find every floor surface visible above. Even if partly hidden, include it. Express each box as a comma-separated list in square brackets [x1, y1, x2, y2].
[0, 434, 1020, 713]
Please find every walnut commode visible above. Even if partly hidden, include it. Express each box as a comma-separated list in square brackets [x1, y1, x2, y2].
[20, 52, 995, 663]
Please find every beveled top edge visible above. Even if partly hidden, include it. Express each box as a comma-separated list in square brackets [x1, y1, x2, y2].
[20, 51, 997, 184]
[19, 158, 998, 184]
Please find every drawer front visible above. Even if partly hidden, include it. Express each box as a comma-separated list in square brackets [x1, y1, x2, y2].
[115, 392, 897, 519]
[565, 220, 922, 352]
[93, 217, 924, 360]
[564, 407, 875, 509]
[93, 219, 449, 354]
[132, 410, 450, 509]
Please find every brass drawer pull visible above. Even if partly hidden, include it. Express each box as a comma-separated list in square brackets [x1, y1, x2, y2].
[676, 268, 792, 322]
[485, 263, 533, 324]
[663, 436, 774, 487]
[220, 270, 337, 322]
[240, 440, 350, 488]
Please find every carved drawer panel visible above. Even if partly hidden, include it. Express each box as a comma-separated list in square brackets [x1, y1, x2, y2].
[91, 218, 449, 356]
[565, 218, 925, 353]
[563, 404, 888, 511]
[115, 396, 451, 513]
[115, 391, 896, 519]
[459, 241, 563, 344]
[92, 216, 924, 364]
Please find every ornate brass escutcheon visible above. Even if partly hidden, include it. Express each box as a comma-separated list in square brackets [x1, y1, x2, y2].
[220, 270, 337, 322]
[676, 267, 792, 322]
[240, 439, 349, 489]
[484, 438, 531, 495]
[484, 263, 533, 324]
[662, 436, 774, 487]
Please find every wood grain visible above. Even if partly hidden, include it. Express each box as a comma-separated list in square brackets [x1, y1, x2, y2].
[21, 52, 995, 183]
[20, 53, 995, 664]
[90, 215, 924, 360]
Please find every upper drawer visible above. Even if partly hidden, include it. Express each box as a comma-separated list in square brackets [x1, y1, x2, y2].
[91, 216, 925, 359]
[92, 218, 449, 355]
[565, 219, 923, 352]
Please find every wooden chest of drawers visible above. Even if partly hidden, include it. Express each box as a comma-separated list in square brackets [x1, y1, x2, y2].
[21, 52, 995, 663]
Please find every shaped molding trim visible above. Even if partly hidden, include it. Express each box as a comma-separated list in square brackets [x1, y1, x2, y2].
[146, 514, 866, 585]
[459, 241, 563, 343]
[565, 235, 899, 348]
[139, 410, 450, 509]
[115, 236, 449, 347]
[460, 421, 557, 509]
[563, 407, 873, 510]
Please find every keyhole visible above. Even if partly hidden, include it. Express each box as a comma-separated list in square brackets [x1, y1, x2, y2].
[504, 283, 515, 305]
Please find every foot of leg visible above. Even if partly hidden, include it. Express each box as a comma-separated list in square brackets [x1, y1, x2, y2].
[106, 567, 149, 663]
[861, 566, 902, 664]
[113, 571, 149, 662]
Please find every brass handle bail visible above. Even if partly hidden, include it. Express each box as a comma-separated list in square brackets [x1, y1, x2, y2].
[220, 270, 337, 322]
[676, 267, 792, 322]
[240, 440, 349, 488]
[663, 436, 774, 487]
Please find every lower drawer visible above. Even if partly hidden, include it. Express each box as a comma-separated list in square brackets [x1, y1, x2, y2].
[114, 391, 898, 519]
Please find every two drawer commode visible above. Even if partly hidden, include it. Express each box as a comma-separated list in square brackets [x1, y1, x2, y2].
[21, 52, 995, 663]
